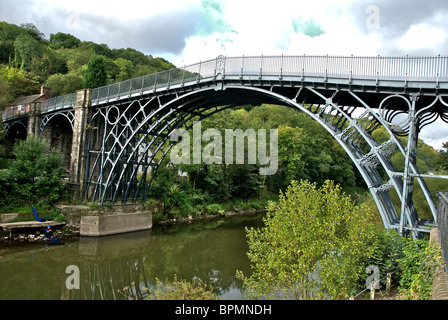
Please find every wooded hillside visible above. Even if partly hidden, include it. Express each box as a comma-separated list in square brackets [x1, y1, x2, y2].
[0, 21, 175, 109]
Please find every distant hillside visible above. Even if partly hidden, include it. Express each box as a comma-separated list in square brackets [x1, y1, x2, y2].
[0, 21, 176, 109]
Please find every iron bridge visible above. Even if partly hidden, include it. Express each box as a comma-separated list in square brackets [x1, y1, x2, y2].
[3, 55, 448, 238]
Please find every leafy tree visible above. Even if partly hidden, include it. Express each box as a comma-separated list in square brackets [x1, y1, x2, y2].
[0, 64, 39, 105]
[0, 22, 22, 64]
[114, 57, 134, 81]
[79, 41, 114, 58]
[46, 72, 84, 96]
[3, 137, 65, 205]
[13, 33, 42, 70]
[112, 47, 153, 66]
[19, 23, 45, 41]
[83, 55, 108, 88]
[435, 141, 448, 171]
[237, 180, 375, 299]
[49, 32, 81, 50]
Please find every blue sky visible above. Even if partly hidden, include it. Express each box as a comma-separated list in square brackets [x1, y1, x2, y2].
[0, 0, 447, 148]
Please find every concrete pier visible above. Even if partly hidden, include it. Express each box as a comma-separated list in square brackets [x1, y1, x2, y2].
[80, 212, 152, 237]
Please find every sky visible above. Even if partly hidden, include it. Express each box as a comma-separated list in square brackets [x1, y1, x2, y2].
[0, 0, 447, 149]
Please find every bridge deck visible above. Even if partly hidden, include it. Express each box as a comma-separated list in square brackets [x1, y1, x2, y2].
[3, 55, 448, 122]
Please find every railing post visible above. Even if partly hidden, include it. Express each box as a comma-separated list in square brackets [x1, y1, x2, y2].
[140, 75, 145, 94]
[386, 273, 392, 297]
[167, 69, 171, 89]
[280, 54, 283, 80]
[181, 66, 186, 86]
[197, 61, 202, 83]
[153, 72, 157, 91]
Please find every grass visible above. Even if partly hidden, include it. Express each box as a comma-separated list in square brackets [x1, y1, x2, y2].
[0, 204, 65, 222]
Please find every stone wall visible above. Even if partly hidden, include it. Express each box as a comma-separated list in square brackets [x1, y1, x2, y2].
[431, 228, 448, 300]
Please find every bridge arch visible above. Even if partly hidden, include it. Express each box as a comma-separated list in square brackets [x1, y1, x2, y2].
[4, 120, 28, 141]
[84, 83, 435, 237]
[38, 113, 74, 169]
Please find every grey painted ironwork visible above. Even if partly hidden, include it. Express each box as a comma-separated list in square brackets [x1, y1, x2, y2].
[3, 118, 27, 134]
[39, 109, 75, 137]
[2, 55, 448, 238]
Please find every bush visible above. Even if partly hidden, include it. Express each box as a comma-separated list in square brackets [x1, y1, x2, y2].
[145, 275, 218, 300]
[206, 204, 225, 215]
[238, 180, 375, 300]
[397, 238, 443, 299]
[0, 137, 66, 207]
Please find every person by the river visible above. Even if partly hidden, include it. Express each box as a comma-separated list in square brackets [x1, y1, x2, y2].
[44, 226, 60, 244]
[44, 226, 53, 240]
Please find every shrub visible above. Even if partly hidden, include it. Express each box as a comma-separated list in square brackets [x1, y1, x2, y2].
[145, 275, 218, 300]
[1, 137, 65, 207]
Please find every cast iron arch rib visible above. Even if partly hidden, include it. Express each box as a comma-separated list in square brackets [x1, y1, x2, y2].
[84, 83, 437, 237]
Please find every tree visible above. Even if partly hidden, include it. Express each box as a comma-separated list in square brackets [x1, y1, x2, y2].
[237, 180, 375, 299]
[83, 55, 108, 88]
[0, 64, 39, 104]
[49, 32, 81, 50]
[114, 57, 134, 81]
[4, 137, 65, 205]
[13, 33, 42, 70]
[0, 22, 22, 64]
[435, 141, 448, 171]
[46, 72, 83, 96]
[19, 23, 45, 41]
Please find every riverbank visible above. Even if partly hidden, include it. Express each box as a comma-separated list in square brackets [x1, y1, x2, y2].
[0, 200, 267, 242]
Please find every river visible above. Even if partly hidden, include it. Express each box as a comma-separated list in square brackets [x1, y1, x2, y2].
[0, 213, 265, 300]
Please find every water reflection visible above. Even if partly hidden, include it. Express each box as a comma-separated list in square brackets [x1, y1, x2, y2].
[0, 213, 264, 300]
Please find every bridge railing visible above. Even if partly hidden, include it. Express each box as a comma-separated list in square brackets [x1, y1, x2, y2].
[89, 55, 448, 105]
[3, 55, 448, 121]
[40, 92, 77, 114]
[1, 104, 30, 122]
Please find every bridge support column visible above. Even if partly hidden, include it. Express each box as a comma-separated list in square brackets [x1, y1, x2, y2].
[27, 102, 41, 137]
[69, 89, 92, 200]
[400, 94, 419, 238]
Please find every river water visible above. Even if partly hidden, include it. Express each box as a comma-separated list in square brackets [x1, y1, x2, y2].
[0, 213, 264, 300]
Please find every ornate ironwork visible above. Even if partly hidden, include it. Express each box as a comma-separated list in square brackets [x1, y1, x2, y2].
[2, 55, 448, 238]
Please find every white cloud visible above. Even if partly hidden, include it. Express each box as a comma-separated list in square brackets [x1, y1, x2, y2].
[394, 23, 447, 54]
[0, 0, 446, 149]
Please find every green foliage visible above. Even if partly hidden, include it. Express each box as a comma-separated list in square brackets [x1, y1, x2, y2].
[83, 55, 108, 88]
[13, 32, 42, 70]
[0, 137, 66, 206]
[145, 275, 218, 300]
[237, 180, 375, 300]
[397, 238, 442, 300]
[45, 72, 83, 96]
[0, 64, 39, 108]
[49, 32, 81, 50]
[0, 21, 177, 110]
[358, 228, 406, 290]
[435, 141, 448, 170]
